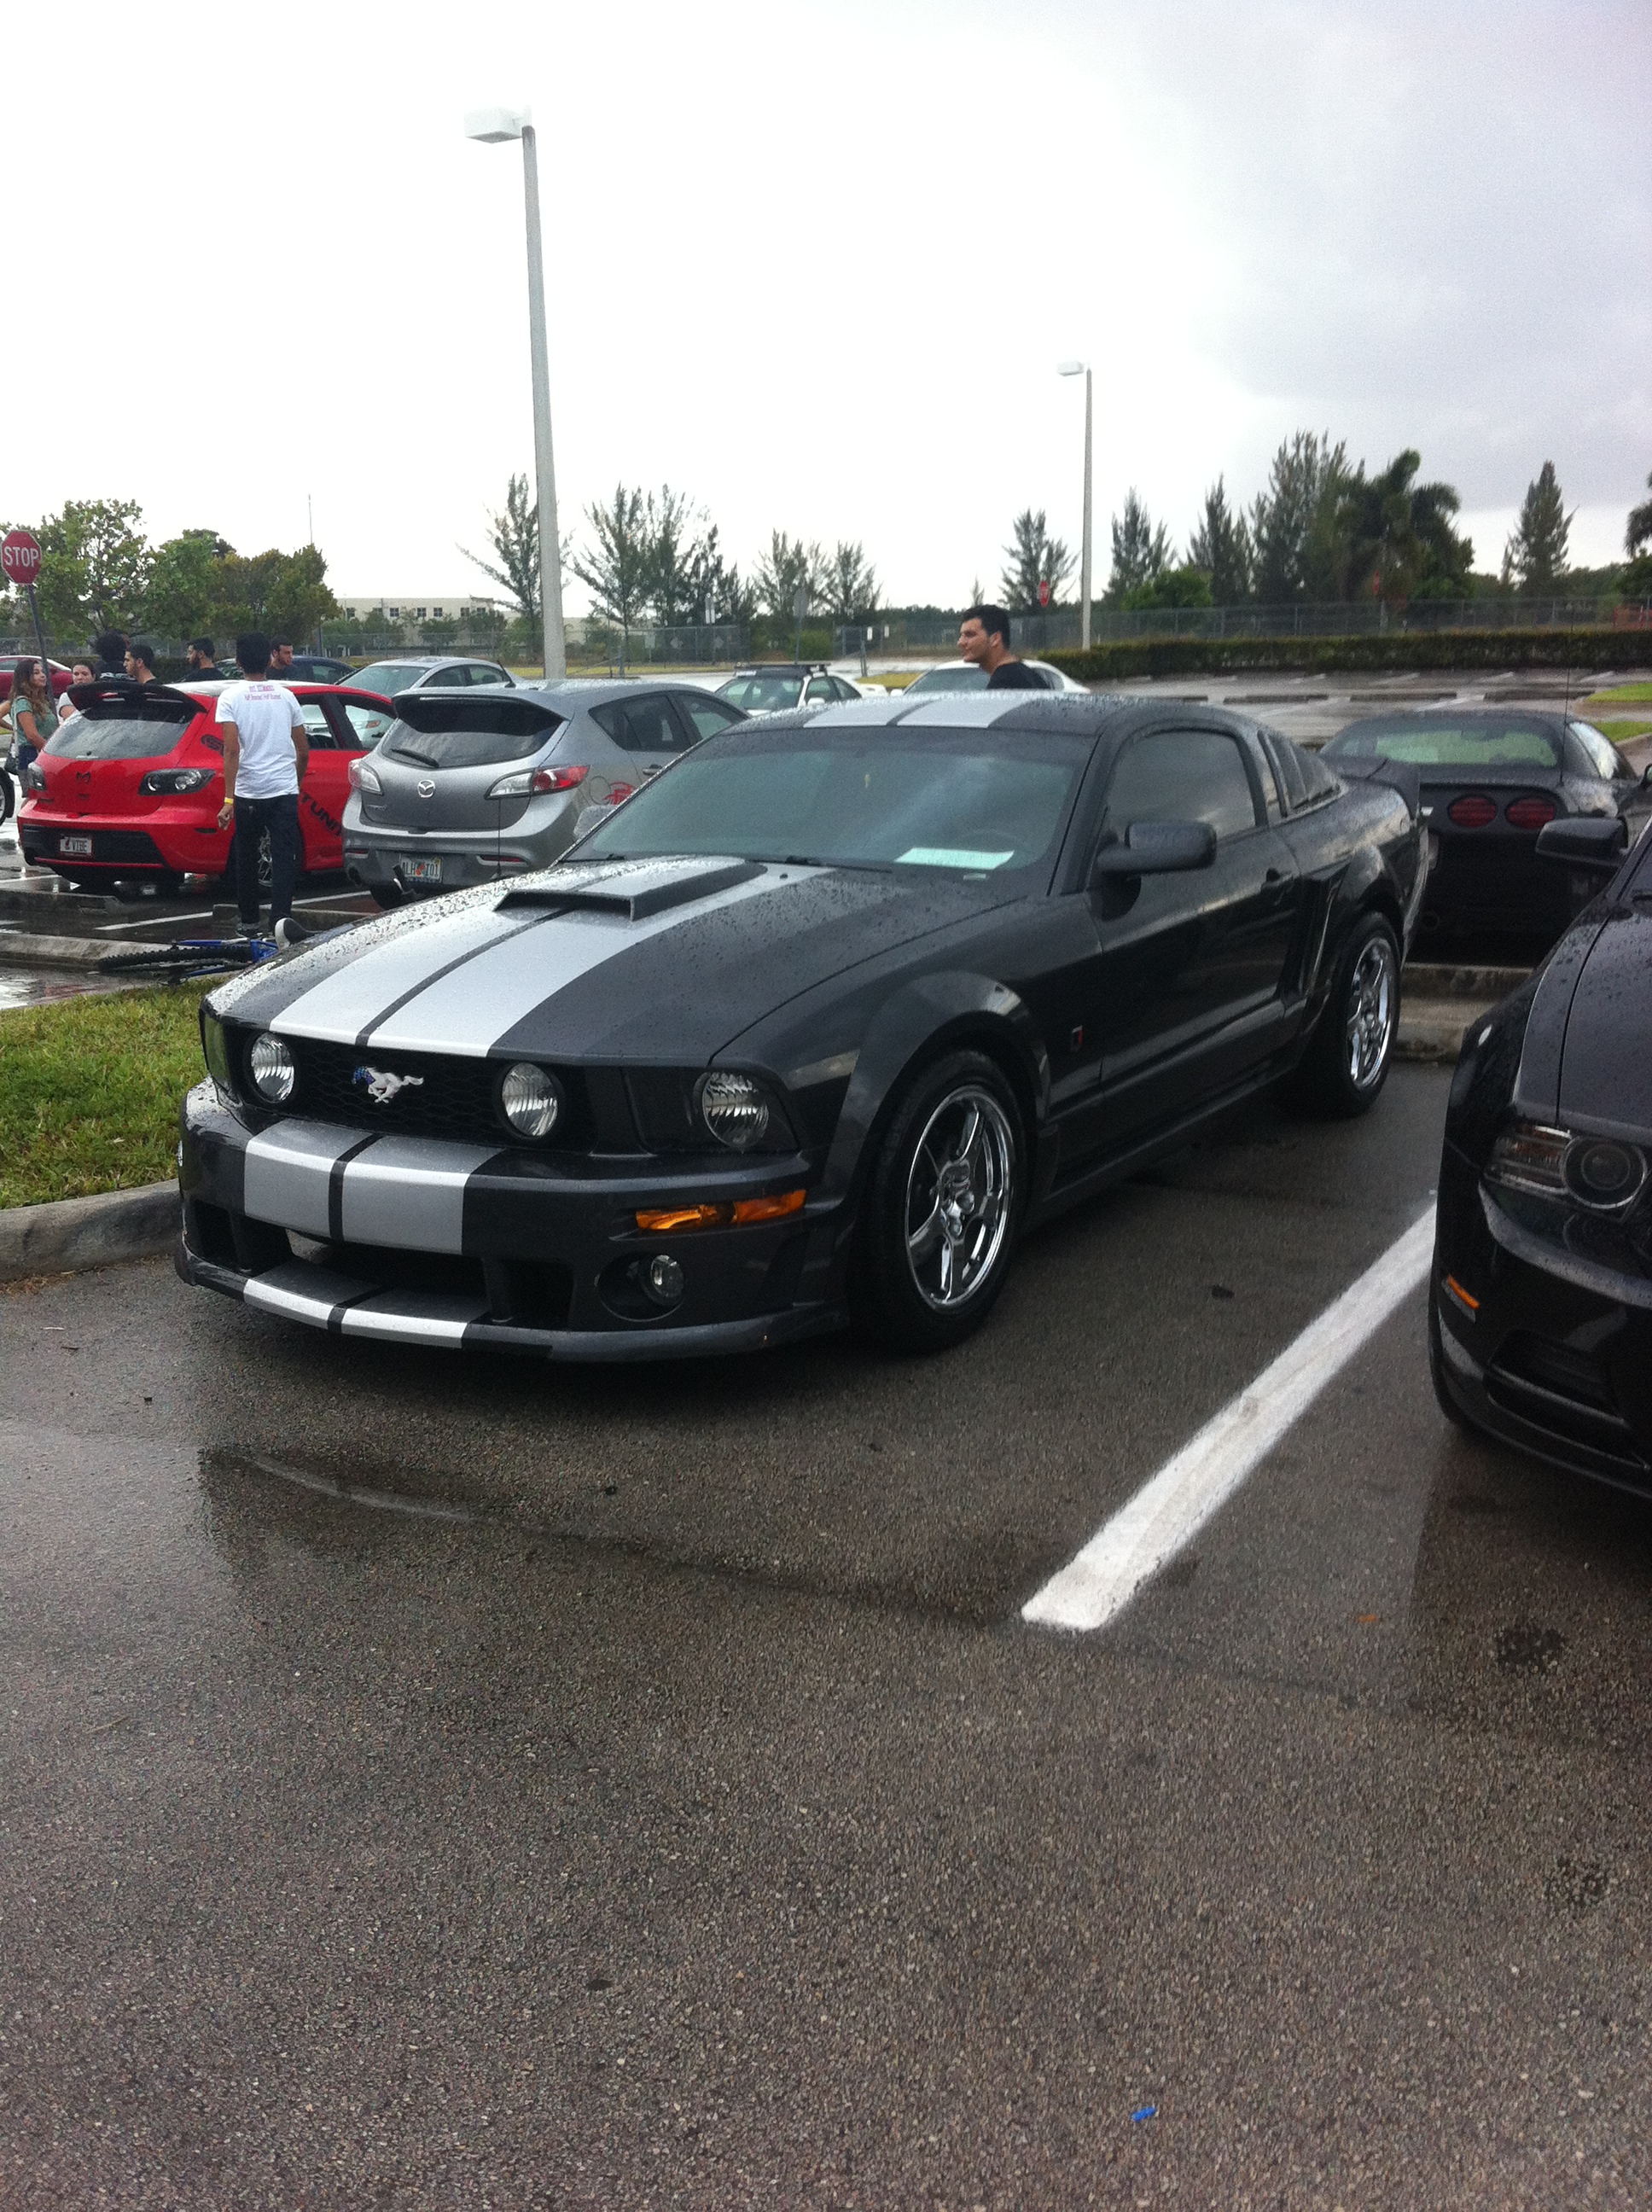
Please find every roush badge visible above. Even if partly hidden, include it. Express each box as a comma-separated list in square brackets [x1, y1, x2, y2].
[353, 1066, 425, 1105]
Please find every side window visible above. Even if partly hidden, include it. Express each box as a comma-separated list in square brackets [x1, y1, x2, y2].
[591, 697, 673, 753]
[805, 677, 835, 702]
[438, 665, 470, 688]
[1254, 730, 1288, 819]
[1102, 730, 1259, 841]
[678, 693, 744, 742]
[1568, 720, 1622, 780]
[332, 700, 393, 750]
[299, 701, 336, 749]
[467, 663, 508, 688]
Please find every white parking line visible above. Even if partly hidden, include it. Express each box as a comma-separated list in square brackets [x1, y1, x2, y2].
[1022, 1205, 1438, 1633]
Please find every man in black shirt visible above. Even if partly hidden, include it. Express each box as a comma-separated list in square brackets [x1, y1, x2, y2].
[958, 603, 1044, 689]
[185, 637, 224, 677]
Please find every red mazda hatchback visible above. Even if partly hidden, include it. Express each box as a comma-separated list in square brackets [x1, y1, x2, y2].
[20, 678, 395, 894]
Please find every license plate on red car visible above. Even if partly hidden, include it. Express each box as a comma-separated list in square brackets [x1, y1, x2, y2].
[399, 857, 443, 883]
[59, 835, 92, 856]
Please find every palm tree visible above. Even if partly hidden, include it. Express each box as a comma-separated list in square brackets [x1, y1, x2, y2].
[1341, 450, 1470, 602]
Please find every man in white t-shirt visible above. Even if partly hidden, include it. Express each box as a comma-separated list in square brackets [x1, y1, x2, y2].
[216, 632, 310, 940]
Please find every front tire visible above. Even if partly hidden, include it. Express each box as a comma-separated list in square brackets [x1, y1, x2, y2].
[1285, 911, 1399, 1119]
[850, 1050, 1024, 1353]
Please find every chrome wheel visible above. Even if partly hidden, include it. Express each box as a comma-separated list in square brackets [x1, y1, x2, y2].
[1346, 934, 1396, 1091]
[904, 1085, 1016, 1311]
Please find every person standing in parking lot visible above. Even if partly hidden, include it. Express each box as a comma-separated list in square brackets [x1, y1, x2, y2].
[185, 637, 221, 677]
[957, 603, 1043, 689]
[216, 632, 309, 940]
[58, 661, 93, 720]
[7, 659, 53, 781]
[91, 629, 127, 677]
[268, 637, 295, 678]
[125, 640, 160, 686]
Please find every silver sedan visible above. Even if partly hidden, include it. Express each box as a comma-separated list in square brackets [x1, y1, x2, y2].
[340, 678, 747, 905]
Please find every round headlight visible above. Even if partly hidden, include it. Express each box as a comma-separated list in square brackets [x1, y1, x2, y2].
[499, 1061, 561, 1140]
[248, 1032, 295, 1104]
[1563, 1138, 1646, 1211]
[698, 1070, 770, 1150]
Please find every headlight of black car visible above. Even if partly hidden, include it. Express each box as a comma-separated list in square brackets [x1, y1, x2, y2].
[1486, 1121, 1648, 1216]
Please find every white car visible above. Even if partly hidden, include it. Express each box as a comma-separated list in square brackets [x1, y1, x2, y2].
[715, 665, 877, 716]
[900, 658, 1087, 696]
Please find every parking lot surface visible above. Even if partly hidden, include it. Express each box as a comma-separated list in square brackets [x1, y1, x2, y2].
[6, 1061, 1651, 2207]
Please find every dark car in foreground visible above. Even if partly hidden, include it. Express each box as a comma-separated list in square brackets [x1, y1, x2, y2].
[1322, 707, 1643, 945]
[1431, 809, 1652, 1489]
[177, 691, 1423, 1361]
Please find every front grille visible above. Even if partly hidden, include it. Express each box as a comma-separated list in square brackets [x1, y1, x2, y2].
[235, 1032, 597, 1148]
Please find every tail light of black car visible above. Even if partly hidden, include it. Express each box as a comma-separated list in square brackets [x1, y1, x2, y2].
[1504, 795, 1557, 830]
[138, 767, 215, 795]
[1448, 794, 1498, 828]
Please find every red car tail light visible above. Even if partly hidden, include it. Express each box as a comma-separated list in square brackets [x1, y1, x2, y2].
[1505, 795, 1557, 830]
[1448, 794, 1498, 828]
[531, 764, 589, 794]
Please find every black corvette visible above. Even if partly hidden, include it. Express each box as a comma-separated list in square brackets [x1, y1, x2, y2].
[1432, 809, 1652, 1488]
[178, 692, 1423, 1359]
[1321, 708, 1644, 944]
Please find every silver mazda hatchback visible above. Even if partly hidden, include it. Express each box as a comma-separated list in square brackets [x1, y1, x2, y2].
[340, 678, 747, 905]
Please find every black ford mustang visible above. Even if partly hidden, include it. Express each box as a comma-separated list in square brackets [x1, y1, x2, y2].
[178, 692, 1423, 1359]
[1432, 810, 1652, 1488]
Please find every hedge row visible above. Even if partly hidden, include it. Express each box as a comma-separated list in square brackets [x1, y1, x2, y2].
[1044, 626, 1652, 684]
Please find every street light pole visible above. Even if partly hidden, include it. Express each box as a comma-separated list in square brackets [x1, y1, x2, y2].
[1057, 360, 1092, 652]
[466, 106, 566, 681]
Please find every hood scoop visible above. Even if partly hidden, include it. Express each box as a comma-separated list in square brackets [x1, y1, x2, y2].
[497, 857, 765, 922]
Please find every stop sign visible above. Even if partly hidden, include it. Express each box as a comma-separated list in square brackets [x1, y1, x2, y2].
[2, 528, 42, 587]
[1038, 578, 1050, 608]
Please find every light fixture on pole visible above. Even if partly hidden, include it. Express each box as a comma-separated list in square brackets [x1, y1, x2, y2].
[1057, 360, 1092, 651]
[465, 105, 566, 680]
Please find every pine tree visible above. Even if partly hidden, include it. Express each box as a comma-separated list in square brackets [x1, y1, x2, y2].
[1000, 509, 1074, 611]
[1186, 478, 1252, 603]
[1502, 461, 1572, 593]
[1105, 490, 1171, 600]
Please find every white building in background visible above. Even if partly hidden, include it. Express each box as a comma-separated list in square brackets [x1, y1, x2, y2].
[334, 594, 503, 624]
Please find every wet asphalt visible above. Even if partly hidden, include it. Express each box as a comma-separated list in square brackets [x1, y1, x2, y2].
[6, 1066, 1652, 2208]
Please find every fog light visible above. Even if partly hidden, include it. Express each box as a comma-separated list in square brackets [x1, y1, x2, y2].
[698, 1069, 769, 1150]
[499, 1062, 561, 1139]
[248, 1032, 295, 1104]
[645, 1254, 684, 1307]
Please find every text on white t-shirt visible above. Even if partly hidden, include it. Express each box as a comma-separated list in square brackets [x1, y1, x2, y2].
[218, 680, 305, 799]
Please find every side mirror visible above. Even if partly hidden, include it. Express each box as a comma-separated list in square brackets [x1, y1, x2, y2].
[1091, 819, 1218, 881]
[1534, 816, 1628, 871]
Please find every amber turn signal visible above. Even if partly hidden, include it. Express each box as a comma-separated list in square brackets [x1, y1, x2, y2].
[635, 1189, 806, 1233]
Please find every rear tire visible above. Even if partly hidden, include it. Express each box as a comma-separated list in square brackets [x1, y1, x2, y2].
[1283, 911, 1399, 1119]
[849, 1049, 1024, 1354]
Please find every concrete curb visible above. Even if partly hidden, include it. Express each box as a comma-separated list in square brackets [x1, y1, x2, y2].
[0, 930, 127, 969]
[0, 1180, 179, 1284]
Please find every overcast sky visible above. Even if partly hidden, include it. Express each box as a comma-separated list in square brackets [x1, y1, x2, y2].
[14, 0, 1649, 609]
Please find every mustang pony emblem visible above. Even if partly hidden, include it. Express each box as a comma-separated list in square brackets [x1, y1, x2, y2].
[352, 1066, 426, 1105]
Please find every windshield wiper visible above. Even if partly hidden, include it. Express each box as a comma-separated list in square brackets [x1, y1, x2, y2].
[389, 744, 439, 768]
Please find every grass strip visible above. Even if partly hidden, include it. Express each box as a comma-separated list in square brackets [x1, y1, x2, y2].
[1584, 682, 1652, 705]
[0, 981, 209, 1210]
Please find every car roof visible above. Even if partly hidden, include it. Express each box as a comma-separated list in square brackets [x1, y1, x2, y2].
[358, 654, 505, 667]
[744, 690, 1150, 736]
[515, 676, 714, 705]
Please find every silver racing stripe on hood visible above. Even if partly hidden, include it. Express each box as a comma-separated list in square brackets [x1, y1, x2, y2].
[356, 866, 795, 1058]
[268, 899, 548, 1048]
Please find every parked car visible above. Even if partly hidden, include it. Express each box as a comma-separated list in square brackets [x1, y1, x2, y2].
[346, 655, 515, 697]
[1430, 800, 1652, 1487]
[178, 691, 1422, 1363]
[281, 655, 356, 685]
[900, 659, 1088, 696]
[715, 666, 872, 714]
[340, 677, 748, 906]
[0, 653, 74, 704]
[19, 678, 394, 895]
[1321, 708, 1644, 945]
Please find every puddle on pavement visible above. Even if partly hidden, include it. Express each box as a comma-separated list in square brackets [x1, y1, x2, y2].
[0, 963, 143, 1009]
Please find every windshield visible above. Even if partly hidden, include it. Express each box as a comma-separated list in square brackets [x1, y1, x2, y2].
[576, 725, 1088, 875]
[384, 696, 564, 771]
[1324, 716, 1561, 769]
[1568, 720, 1621, 778]
[44, 707, 197, 761]
[905, 665, 990, 695]
[350, 662, 429, 697]
[718, 672, 806, 713]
